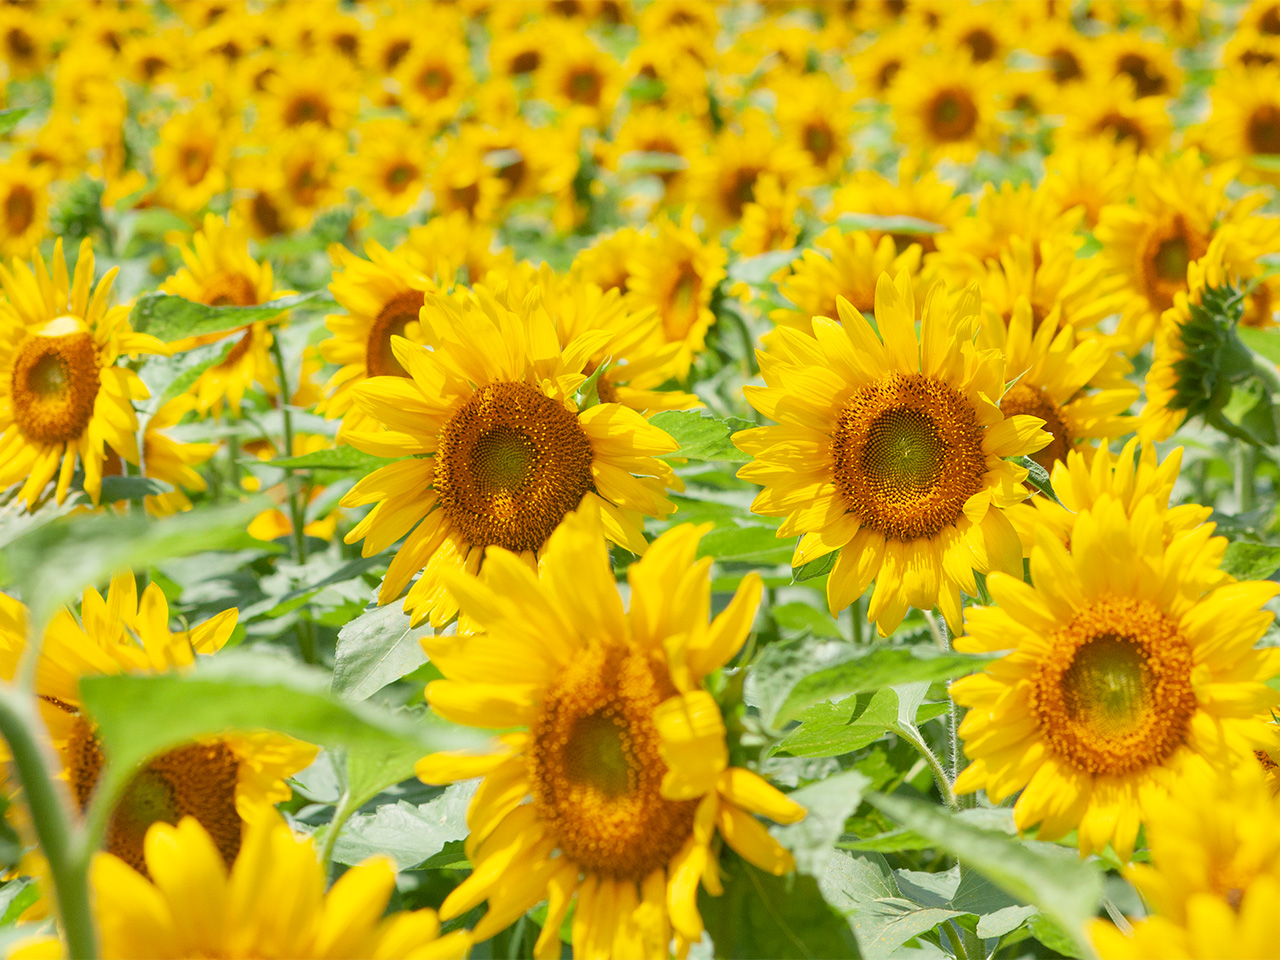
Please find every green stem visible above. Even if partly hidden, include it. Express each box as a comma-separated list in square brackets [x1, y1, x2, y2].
[269, 335, 318, 665]
[898, 721, 958, 813]
[1239, 443, 1258, 513]
[0, 686, 97, 959]
[850, 597, 865, 645]
[937, 608, 975, 809]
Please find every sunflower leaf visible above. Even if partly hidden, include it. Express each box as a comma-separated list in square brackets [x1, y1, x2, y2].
[332, 602, 431, 700]
[130, 290, 327, 343]
[793, 550, 837, 583]
[650, 410, 754, 462]
[269, 446, 396, 474]
[1221, 541, 1280, 581]
[1010, 455, 1061, 504]
[0, 108, 29, 134]
[833, 213, 945, 235]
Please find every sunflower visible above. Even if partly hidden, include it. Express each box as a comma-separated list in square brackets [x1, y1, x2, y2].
[889, 51, 1002, 162]
[394, 37, 475, 129]
[338, 280, 681, 627]
[689, 110, 813, 231]
[256, 53, 358, 134]
[535, 31, 622, 127]
[75, 812, 469, 960]
[1087, 29, 1182, 99]
[0, 5, 51, 81]
[772, 72, 856, 178]
[1040, 140, 1137, 229]
[234, 125, 347, 235]
[0, 239, 165, 508]
[340, 118, 430, 218]
[0, 576, 318, 877]
[153, 104, 234, 215]
[0, 161, 50, 258]
[951, 494, 1280, 861]
[769, 228, 924, 333]
[606, 106, 702, 207]
[936, 5, 1012, 66]
[1056, 76, 1173, 157]
[1091, 764, 1280, 959]
[161, 213, 291, 417]
[829, 159, 970, 256]
[104, 395, 217, 517]
[1029, 19, 1093, 87]
[427, 128, 510, 225]
[1225, 27, 1280, 72]
[317, 241, 435, 433]
[626, 213, 728, 381]
[571, 227, 646, 296]
[736, 272, 1052, 634]
[1096, 152, 1263, 352]
[416, 504, 806, 958]
[1194, 65, 1280, 182]
[852, 25, 919, 97]
[403, 211, 516, 288]
[732, 174, 804, 259]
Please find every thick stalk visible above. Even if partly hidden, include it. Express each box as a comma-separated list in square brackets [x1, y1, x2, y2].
[0, 686, 97, 958]
[1238, 443, 1257, 514]
[897, 720, 958, 812]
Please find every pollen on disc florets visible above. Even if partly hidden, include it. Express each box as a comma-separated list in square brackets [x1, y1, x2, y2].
[830, 371, 987, 541]
[1028, 596, 1196, 777]
[529, 643, 699, 882]
[365, 290, 424, 378]
[435, 381, 594, 554]
[11, 324, 101, 446]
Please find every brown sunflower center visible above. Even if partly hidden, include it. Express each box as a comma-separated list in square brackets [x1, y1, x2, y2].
[201, 272, 259, 307]
[1049, 48, 1082, 83]
[803, 122, 835, 164]
[721, 166, 762, 220]
[926, 88, 978, 141]
[1029, 597, 1195, 776]
[5, 185, 34, 235]
[416, 66, 452, 99]
[529, 644, 698, 882]
[876, 59, 902, 91]
[68, 718, 242, 877]
[284, 93, 331, 128]
[566, 67, 603, 106]
[11, 327, 101, 445]
[999, 382, 1070, 473]
[961, 28, 997, 63]
[1094, 113, 1146, 149]
[384, 162, 419, 193]
[1116, 53, 1166, 97]
[365, 290, 424, 378]
[661, 262, 702, 341]
[1141, 215, 1208, 311]
[509, 49, 541, 74]
[250, 192, 283, 236]
[831, 372, 987, 541]
[1248, 104, 1280, 155]
[435, 381, 594, 554]
[180, 144, 211, 185]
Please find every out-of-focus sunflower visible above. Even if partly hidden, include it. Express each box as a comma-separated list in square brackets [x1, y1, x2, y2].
[235, 125, 347, 235]
[1225, 26, 1280, 72]
[1057, 76, 1173, 156]
[106, 395, 217, 517]
[341, 118, 430, 218]
[1091, 764, 1280, 959]
[852, 25, 919, 97]
[829, 160, 969, 256]
[1193, 66, 1280, 182]
[626, 212, 727, 380]
[0, 161, 50, 258]
[736, 272, 1051, 634]
[338, 282, 681, 626]
[153, 104, 235, 215]
[416, 505, 806, 958]
[0, 577, 317, 878]
[361, 7, 422, 75]
[393, 37, 475, 130]
[573, 227, 645, 297]
[0, 239, 165, 507]
[622, 31, 714, 120]
[889, 51, 1002, 162]
[732, 174, 804, 259]
[1087, 29, 1182, 99]
[773, 72, 856, 178]
[769, 228, 924, 333]
[535, 31, 622, 127]
[161, 213, 292, 417]
[606, 106, 702, 208]
[689, 110, 812, 231]
[427, 128, 510, 225]
[1029, 19, 1093, 87]
[256, 54, 359, 134]
[936, 5, 1013, 66]
[1040, 140, 1137, 228]
[403, 211, 516, 288]
[489, 18, 555, 78]
[0, 6, 52, 81]
[123, 28, 188, 89]
[952, 495, 1280, 860]
[934, 179, 1082, 271]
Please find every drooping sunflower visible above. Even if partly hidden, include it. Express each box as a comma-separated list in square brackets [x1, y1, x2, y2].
[416, 504, 806, 958]
[0, 239, 165, 508]
[0, 577, 318, 877]
[951, 495, 1280, 860]
[339, 281, 681, 627]
[161, 213, 291, 417]
[317, 242, 435, 434]
[1091, 764, 1280, 959]
[769, 228, 924, 333]
[736, 272, 1052, 634]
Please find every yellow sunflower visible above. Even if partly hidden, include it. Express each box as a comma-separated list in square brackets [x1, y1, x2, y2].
[689, 110, 813, 231]
[951, 495, 1280, 861]
[394, 38, 475, 130]
[606, 106, 703, 208]
[339, 280, 681, 627]
[933, 179, 1082, 274]
[731, 174, 804, 259]
[829, 159, 970, 256]
[340, 118, 430, 218]
[403, 211, 516, 289]
[0, 162, 50, 258]
[626, 213, 727, 381]
[852, 25, 919, 97]
[161, 213, 292, 417]
[1087, 29, 1182, 100]
[256, 53, 358, 134]
[1091, 764, 1280, 959]
[317, 242, 435, 434]
[772, 72, 856, 178]
[0, 577, 318, 877]
[0, 239, 165, 508]
[1057, 76, 1173, 157]
[535, 31, 623, 127]
[105, 395, 217, 517]
[571, 227, 645, 296]
[416, 504, 806, 958]
[769, 228, 924, 333]
[1040, 140, 1137, 229]
[1194, 65, 1280, 182]
[889, 51, 1002, 162]
[152, 104, 234, 215]
[736, 272, 1051, 635]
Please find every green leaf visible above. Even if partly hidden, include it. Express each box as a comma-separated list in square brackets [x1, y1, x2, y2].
[701, 859, 861, 959]
[1010, 455, 1061, 504]
[331, 782, 474, 869]
[131, 290, 326, 343]
[96, 476, 173, 502]
[617, 150, 688, 173]
[728, 248, 801, 285]
[776, 647, 992, 726]
[650, 410, 754, 463]
[697, 525, 794, 565]
[1239, 326, 1280, 365]
[332, 603, 432, 701]
[779, 688, 948, 758]
[77, 650, 488, 822]
[832, 213, 945, 235]
[0, 108, 30, 134]
[1222, 541, 1280, 581]
[793, 551, 837, 583]
[771, 771, 870, 876]
[269, 445, 395, 474]
[747, 636, 866, 729]
[864, 792, 1102, 955]
[0, 499, 267, 633]
[772, 601, 843, 639]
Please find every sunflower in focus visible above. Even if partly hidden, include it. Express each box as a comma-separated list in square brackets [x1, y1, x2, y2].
[0, 161, 50, 258]
[0, 576, 317, 878]
[416, 505, 806, 958]
[161, 213, 291, 417]
[737, 272, 1051, 634]
[951, 495, 1280, 860]
[769, 228, 924, 332]
[889, 51, 1001, 162]
[0, 239, 165, 507]
[339, 282, 681, 626]
[1091, 764, 1280, 959]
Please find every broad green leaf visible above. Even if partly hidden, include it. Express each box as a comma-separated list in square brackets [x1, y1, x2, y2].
[97, 476, 173, 502]
[331, 781, 475, 869]
[78, 650, 488, 821]
[779, 688, 949, 758]
[332, 603, 432, 700]
[0, 498, 266, 633]
[700, 858, 861, 959]
[776, 647, 992, 726]
[697, 525, 794, 565]
[1010, 455, 1061, 504]
[650, 410, 754, 462]
[271, 445, 396, 474]
[833, 213, 945, 235]
[241, 555, 382, 622]
[728, 247, 801, 285]
[1239, 326, 1280, 365]
[0, 109, 29, 134]
[1222, 541, 1280, 580]
[746, 636, 865, 729]
[793, 551, 837, 583]
[131, 290, 327, 343]
[771, 770, 870, 875]
[865, 792, 1103, 955]
[772, 601, 843, 639]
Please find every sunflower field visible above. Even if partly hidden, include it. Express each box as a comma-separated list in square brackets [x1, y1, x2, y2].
[6, 1, 1280, 958]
